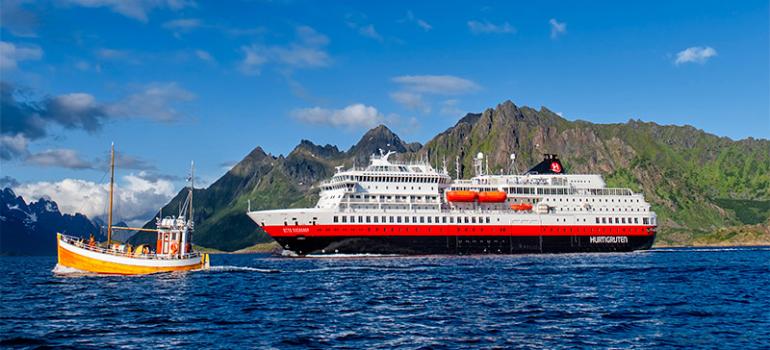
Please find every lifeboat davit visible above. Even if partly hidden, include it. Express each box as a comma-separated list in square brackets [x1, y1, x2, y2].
[510, 203, 533, 211]
[477, 191, 507, 203]
[446, 190, 478, 202]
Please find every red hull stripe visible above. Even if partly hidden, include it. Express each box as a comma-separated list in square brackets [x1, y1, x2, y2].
[264, 224, 656, 238]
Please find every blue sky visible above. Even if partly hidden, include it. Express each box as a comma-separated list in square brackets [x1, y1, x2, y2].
[1, 0, 768, 223]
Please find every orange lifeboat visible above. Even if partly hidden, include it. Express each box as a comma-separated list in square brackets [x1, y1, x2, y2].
[478, 191, 507, 203]
[510, 203, 533, 211]
[446, 190, 478, 202]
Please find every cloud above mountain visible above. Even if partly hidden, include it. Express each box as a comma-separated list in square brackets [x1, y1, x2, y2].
[292, 103, 387, 129]
[13, 172, 176, 226]
[239, 25, 331, 75]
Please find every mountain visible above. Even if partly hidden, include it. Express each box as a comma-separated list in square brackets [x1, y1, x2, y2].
[133, 100, 770, 251]
[0, 188, 106, 256]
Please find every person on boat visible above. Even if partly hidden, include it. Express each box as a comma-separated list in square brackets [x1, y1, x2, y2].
[143, 246, 149, 255]
[126, 245, 133, 256]
[88, 234, 96, 247]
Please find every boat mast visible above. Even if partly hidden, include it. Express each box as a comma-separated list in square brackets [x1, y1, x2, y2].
[107, 143, 115, 245]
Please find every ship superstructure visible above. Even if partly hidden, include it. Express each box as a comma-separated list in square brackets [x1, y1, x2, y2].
[247, 151, 656, 255]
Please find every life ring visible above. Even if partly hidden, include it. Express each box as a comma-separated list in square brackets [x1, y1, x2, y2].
[170, 242, 179, 254]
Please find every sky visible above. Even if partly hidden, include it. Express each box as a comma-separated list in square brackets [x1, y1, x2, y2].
[1, 0, 769, 224]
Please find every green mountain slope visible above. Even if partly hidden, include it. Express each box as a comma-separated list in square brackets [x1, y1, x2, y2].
[133, 101, 770, 251]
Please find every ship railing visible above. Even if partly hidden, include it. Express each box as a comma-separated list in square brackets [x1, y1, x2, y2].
[60, 234, 202, 260]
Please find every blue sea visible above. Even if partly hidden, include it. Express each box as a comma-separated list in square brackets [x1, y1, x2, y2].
[1, 248, 769, 349]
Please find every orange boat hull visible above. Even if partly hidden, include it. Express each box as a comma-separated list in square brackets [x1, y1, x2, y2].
[56, 234, 208, 275]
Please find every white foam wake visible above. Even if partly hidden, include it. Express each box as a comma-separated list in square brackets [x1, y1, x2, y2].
[51, 264, 86, 274]
[207, 265, 280, 273]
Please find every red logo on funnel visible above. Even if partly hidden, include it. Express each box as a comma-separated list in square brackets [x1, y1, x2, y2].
[550, 162, 562, 173]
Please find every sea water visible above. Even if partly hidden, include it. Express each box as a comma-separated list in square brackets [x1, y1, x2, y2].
[1, 247, 768, 349]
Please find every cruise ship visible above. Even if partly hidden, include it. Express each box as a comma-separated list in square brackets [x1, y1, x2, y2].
[247, 151, 656, 255]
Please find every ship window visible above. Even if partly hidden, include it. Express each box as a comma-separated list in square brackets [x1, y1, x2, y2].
[450, 217, 454, 223]
[643, 218, 649, 225]
[427, 217, 432, 223]
[334, 216, 338, 223]
[342, 216, 347, 223]
[418, 216, 423, 223]
[602, 218, 606, 224]
[466, 217, 471, 224]
[435, 217, 439, 223]
[621, 218, 626, 224]
[358, 216, 363, 223]
[397, 216, 402, 223]
[366, 216, 370, 223]
[442, 217, 447, 223]
[615, 218, 619, 224]
[596, 217, 600, 224]
[634, 218, 638, 224]
[485, 217, 490, 223]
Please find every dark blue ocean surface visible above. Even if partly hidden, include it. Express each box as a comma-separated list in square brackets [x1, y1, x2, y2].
[1, 248, 769, 349]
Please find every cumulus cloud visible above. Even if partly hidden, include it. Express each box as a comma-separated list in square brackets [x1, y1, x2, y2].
[549, 18, 566, 39]
[239, 25, 331, 75]
[62, 0, 195, 23]
[403, 11, 432, 31]
[675, 46, 717, 65]
[13, 173, 176, 226]
[292, 104, 385, 129]
[0, 41, 43, 70]
[467, 20, 515, 34]
[392, 75, 479, 95]
[25, 148, 93, 169]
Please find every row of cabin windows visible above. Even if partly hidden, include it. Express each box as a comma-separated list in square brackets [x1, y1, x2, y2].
[333, 215, 493, 224]
[593, 217, 647, 225]
[354, 175, 444, 183]
[544, 197, 641, 203]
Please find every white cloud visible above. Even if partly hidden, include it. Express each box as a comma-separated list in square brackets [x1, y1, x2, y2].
[467, 20, 515, 34]
[549, 18, 566, 39]
[163, 18, 201, 31]
[163, 18, 202, 37]
[25, 148, 93, 169]
[404, 11, 432, 31]
[292, 104, 385, 128]
[95, 48, 130, 60]
[194, 49, 214, 62]
[0, 41, 42, 70]
[239, 25, 331, 75]
[390, 91, 429, 113]
[392, 75, 480, 94]
[0, 134, 30, 160]
[14, 173, 176, 226]
[675, 46, 717, 65]
[62, 0, 195, 23]
[439, 99, 463, 116]
[358, 24, 383, 42]
[107, 82, 196, 122]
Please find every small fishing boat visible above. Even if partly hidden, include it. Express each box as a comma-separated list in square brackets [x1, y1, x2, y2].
[55, 144, 209, 275]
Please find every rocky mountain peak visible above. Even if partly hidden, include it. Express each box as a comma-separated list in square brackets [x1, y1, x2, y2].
[348, 125, 412, 160]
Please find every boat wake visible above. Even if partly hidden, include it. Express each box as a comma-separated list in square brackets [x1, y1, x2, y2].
[51, 264, 86, 275]
[207, 266, 281, 273]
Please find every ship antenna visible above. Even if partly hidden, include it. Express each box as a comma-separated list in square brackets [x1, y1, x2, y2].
[107, 142, 115, 246]
[455, 155, 461, 179]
